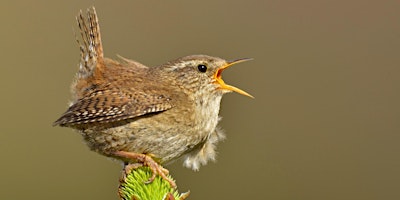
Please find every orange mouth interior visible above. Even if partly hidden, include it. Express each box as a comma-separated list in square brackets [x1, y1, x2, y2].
[213, 58, 254, 98]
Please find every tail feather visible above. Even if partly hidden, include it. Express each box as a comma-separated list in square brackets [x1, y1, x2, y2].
[76, 7, 103, 78]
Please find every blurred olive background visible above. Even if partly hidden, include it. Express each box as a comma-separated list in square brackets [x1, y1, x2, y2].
[1, 0, 399, 199]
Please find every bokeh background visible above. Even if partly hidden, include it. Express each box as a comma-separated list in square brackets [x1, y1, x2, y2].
[1, 0, 399, 199]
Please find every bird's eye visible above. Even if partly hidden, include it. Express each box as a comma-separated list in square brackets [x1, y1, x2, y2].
[197, 64, 207, 73]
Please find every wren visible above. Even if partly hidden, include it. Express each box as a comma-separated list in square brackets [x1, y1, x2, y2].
[54, 7, 252, 187]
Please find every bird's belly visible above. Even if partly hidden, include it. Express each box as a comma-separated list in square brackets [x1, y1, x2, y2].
[79, 112, 214, 164]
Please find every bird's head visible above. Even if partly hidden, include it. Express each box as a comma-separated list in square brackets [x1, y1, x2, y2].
[162, 55, 253, 99]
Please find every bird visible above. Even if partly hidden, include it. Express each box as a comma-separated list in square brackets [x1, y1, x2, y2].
[54, 7, 252, 188]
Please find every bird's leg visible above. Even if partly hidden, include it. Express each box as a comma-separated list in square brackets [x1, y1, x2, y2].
[114, 151, 176, 188]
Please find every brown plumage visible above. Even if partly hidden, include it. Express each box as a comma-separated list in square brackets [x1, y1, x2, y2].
[54, 7, 252, 188]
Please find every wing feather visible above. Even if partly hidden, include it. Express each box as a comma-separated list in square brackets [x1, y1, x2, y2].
[53, 89, 173, 126]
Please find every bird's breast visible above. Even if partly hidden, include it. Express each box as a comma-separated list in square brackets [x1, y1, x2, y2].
[193, 95, 223, 138]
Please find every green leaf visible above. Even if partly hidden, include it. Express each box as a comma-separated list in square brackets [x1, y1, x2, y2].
[119, 166, 187, 200]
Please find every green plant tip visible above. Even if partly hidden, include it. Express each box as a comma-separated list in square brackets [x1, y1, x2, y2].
[119, 166, 184, 200]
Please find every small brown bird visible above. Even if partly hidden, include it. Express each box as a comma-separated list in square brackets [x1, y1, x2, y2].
[54, 7, 252, 187]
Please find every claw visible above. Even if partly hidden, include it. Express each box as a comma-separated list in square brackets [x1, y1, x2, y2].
[114, 151, 177, 188]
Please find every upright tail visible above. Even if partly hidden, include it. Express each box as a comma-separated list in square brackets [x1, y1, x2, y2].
[76, 7, 104, 78]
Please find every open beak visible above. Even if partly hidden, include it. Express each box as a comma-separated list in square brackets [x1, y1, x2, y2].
[213, 58, 254, 98]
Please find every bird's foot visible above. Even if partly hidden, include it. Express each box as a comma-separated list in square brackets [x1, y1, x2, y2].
[114, 151, 176, 188]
